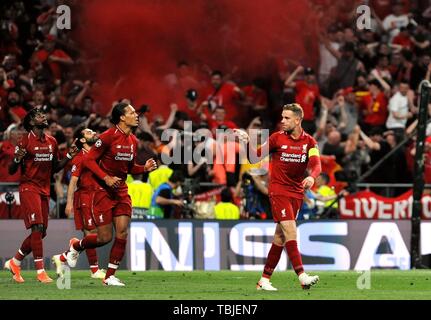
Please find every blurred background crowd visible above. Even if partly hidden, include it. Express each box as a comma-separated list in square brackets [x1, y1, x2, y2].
[1, 0, 431, 221]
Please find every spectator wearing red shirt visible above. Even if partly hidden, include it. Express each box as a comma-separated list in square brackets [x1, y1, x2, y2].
[241, 78, 268, 111]
[31, 35, 73, 81]
[0, 124, 23, 183]
[204, 106, 238, 135]
[177, 89, 203, 126]
[360, 79, 389, 134]
[423, 136, 431, 187]
[389, 50, 413, 84]
[0, 66, 14, 100]
[392, 26, 414, 51]
[201, 70, 244, 124]
[285, 66, 320, 135]
[5, 90, 27, 126]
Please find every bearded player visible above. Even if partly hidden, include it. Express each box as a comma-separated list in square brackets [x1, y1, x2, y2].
[235, 103, 321, 291]
[58, 102, 157, 286]
[52, 128, 106, 279]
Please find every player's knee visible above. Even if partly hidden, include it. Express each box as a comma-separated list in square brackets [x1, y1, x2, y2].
[116, 229, 128, 240]
[97, 232, 112, 244]
[31, 224, 45, 234]
[285, 232, 297, 242]
[273, 237, 284, 246]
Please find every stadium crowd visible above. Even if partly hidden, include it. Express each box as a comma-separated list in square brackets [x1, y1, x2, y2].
[1, 0, 431, 220]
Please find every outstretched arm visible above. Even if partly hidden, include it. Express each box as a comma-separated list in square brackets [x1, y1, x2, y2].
[284, 65, 304, 88]
[234, 129, 272, 164]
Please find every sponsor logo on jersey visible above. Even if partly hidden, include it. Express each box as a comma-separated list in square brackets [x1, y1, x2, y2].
[34, 152, 53, 162]
[281, 209, 286, 217]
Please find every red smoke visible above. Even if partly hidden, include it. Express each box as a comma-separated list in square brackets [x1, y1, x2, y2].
[75, 0, 321, 118]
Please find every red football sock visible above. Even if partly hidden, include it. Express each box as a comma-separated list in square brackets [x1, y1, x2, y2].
[15, 234, 32, 261]
[262, 243, 284, 279]
[285, 240, 304, 276]
[74, 234, 99, 251]
[31, 231, 44, 271]
[85, 248, 99, 273]
[105, 238, 127, 279]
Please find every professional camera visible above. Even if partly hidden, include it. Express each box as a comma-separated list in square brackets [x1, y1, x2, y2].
[241, 172, 254, 186]
[181, 178, 199, 218]
[241, 172, 268, 219]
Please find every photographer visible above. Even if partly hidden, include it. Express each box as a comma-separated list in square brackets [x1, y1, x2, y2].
[214, 188, 240, 220]
[181, 178, 200, 218]
[235, 168, 271, 219]
[309, 173, 348, 219]
[148, 170, 184, 219]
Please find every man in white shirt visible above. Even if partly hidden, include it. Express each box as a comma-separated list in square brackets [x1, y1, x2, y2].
[382, 2, 410, 41]
[386, 81, 414, 141]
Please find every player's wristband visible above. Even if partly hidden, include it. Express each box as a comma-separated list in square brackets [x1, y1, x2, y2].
[66, 153, 73, 160]
[13, 157, 21, 164]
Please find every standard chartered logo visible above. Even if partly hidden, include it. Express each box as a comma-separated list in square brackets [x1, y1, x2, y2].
[34, 153, 53, 161]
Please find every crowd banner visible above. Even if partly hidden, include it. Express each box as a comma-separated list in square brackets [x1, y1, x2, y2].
[339, 189, 431, 219]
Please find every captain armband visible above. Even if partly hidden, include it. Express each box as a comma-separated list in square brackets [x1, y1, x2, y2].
[308, 147, 320, 157]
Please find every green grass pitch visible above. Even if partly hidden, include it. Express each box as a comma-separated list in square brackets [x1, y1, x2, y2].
[1, 270, 431, 300]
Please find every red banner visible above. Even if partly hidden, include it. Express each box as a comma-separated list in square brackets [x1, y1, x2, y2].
[339, 189, 431, 219]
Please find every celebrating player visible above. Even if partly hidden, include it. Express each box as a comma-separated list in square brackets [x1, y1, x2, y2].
[58, 102, 157, 286]
[4, 107, 78, 283]
[52, 128, 106, 279]
[235, 103, 322, 291]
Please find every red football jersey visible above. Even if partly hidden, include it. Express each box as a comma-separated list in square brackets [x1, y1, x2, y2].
[260, 130, 319, 199]
[202, 83, 241, 121]
[18, 131, 58, 196]
[361, 92, 388, 126]
[295, 81, 320, 121]
[0, 140, 21, 182]
[84, 126, 138, 188]
[70, 149, 100, 191]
